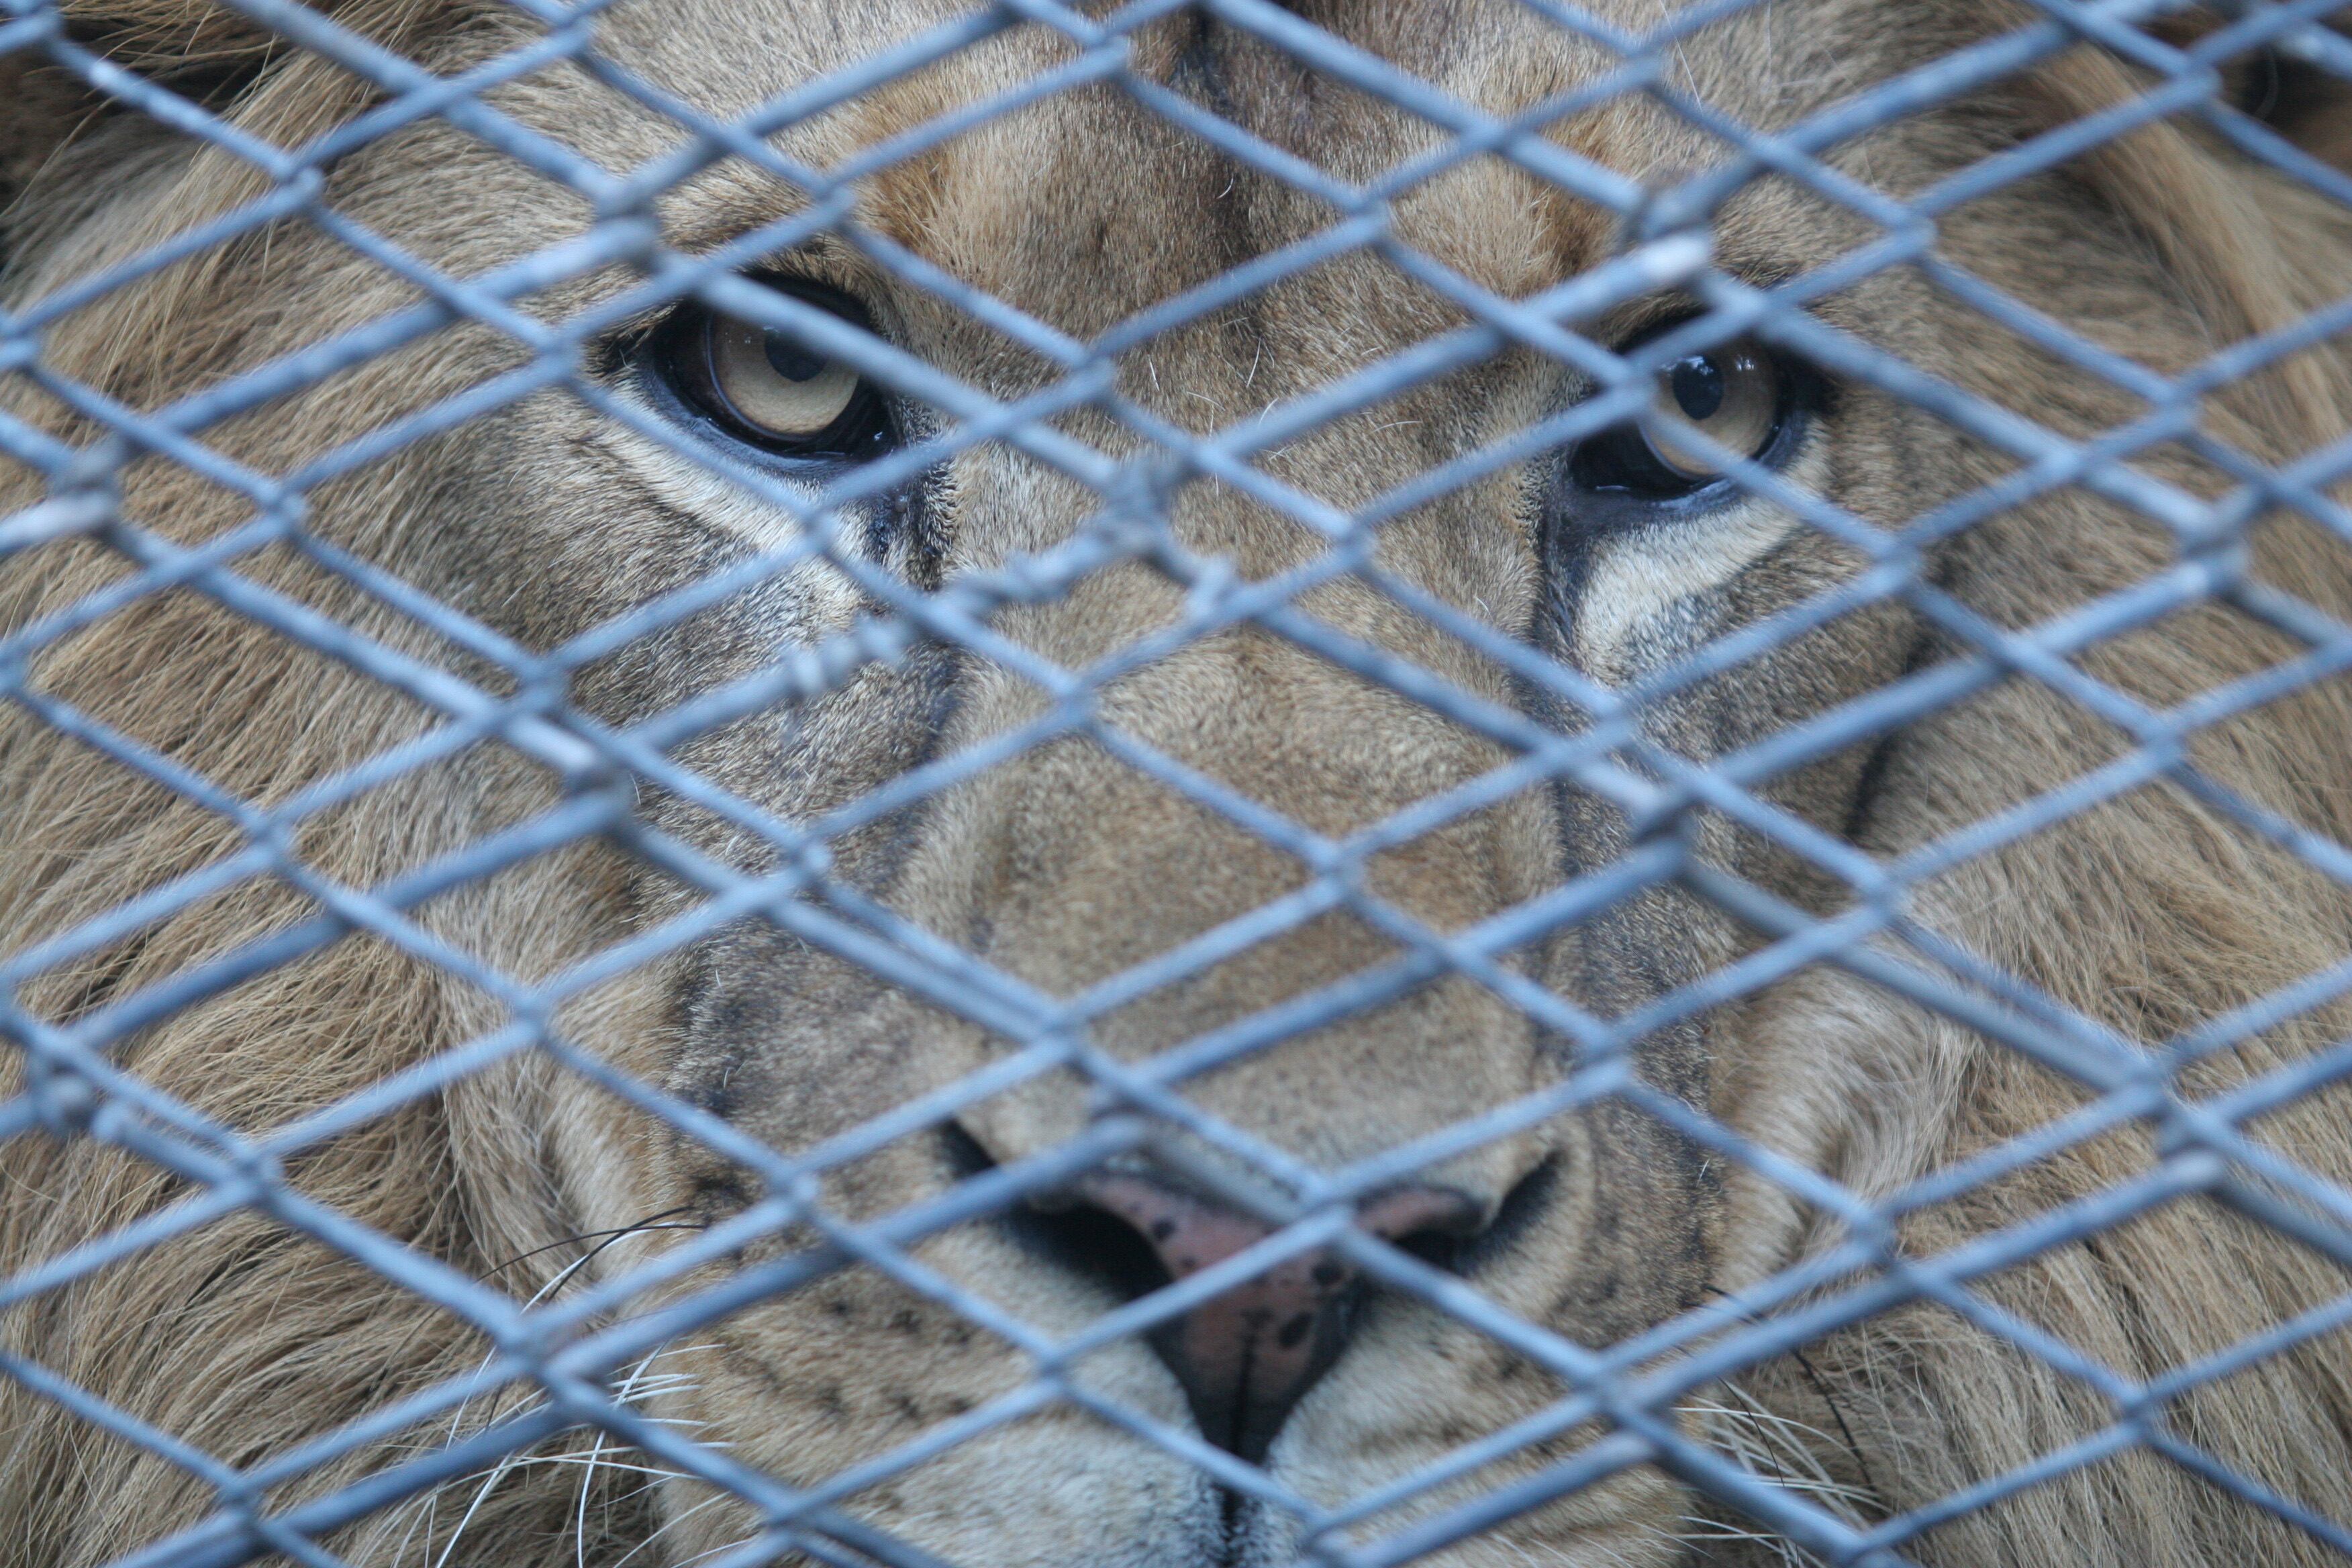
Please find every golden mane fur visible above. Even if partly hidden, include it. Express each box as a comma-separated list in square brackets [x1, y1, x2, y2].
[7, 3, 2352, 1565]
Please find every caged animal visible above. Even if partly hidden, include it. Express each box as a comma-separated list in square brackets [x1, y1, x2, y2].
[9, 0, 2352, 1563]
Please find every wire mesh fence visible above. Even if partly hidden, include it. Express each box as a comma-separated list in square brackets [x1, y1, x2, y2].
[9, 0, 2352, 1564]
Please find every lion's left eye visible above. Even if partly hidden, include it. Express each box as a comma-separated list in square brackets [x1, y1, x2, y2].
[1637, 340, 1782, 483]
[1568, 332, 1804, 501]
[650, 281, 897, 464]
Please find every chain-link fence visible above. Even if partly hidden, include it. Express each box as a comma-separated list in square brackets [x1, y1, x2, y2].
[10, 0, 2352, 1564]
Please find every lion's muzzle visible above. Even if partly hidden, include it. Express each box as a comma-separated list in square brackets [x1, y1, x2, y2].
[1071, 1172, 1484, 1463]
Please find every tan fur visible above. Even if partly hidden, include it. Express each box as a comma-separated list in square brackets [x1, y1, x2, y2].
[7, 2, 2352, 1565]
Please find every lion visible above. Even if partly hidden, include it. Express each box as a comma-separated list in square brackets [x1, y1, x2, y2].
[7, 0, 2352, 1563]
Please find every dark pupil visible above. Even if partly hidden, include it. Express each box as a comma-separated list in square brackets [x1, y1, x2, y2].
[763, 332, 829, 383]
[1669, 354, 1724, 422]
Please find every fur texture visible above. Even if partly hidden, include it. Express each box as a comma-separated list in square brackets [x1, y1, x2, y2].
[5, 2, 2352, 1565]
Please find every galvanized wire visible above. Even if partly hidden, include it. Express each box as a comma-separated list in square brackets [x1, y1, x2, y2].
[7, 0, 2352, 1564]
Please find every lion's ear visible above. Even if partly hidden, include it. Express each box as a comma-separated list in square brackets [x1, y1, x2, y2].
[2253, 44, 2352, 173]
[2143, 7, 2352, 173]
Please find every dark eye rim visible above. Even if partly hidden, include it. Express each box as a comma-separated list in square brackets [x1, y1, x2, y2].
[640, 276, 899, 466]
[1565, 321, 1823, 509]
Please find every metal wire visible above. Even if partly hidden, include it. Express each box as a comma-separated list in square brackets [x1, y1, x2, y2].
[6, 0, 2352, 1563]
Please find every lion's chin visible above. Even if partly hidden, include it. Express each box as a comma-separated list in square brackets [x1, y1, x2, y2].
[1226, 1518, 1687, 1568]
[650, 1327, 1689, 1568]
[646, 1457, 1682, 1568]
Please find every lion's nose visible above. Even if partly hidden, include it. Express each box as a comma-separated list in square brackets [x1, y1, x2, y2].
[1074, 1173, 1483, 1463]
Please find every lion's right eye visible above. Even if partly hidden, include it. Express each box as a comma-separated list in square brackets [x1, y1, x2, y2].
[648, 280, 898, 465]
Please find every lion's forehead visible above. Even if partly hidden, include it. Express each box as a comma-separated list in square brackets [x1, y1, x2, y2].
[582, 0, 1753, 346]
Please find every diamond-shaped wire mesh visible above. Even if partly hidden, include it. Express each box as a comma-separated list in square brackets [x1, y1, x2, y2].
[10, 0, 2352, 1564]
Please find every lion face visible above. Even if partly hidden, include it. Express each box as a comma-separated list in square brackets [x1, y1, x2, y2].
[472, 10, 1916, 1562]
[11, 1, 2352, 1566]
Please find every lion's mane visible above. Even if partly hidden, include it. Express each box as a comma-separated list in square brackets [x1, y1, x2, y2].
[7, 4, 2352, 1566]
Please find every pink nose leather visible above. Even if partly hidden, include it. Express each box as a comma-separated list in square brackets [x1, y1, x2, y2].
[1076, 1173, 1479, 1461]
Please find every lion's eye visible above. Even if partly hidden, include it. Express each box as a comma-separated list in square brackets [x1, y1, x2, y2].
[1569, 334, 1796, 501]
[650, 281, 897, 464]
[1641, 342, 1781, 481]
[709, 319, 862, 438]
